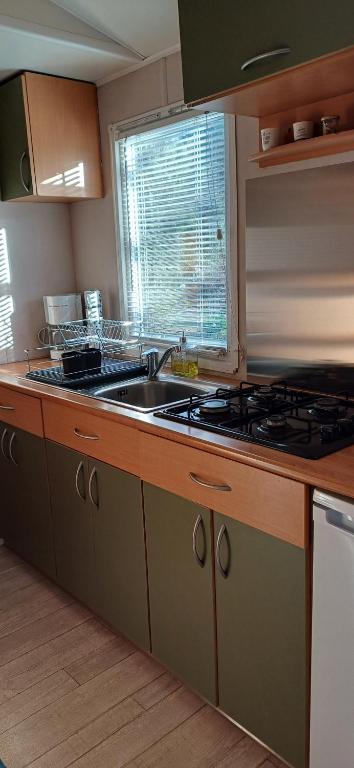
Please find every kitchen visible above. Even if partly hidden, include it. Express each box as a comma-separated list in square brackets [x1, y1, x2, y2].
[0, 2, 353, 767]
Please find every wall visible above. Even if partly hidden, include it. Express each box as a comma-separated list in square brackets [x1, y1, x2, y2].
[70, 52, 183, 319]
[0, 201, 75, 363]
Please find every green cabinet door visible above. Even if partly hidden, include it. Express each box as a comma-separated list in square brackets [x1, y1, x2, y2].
[89, 460, 150, 651]
[144, 484, 216, 703]
[0, 75, 33, 200]
[0, 426, 55, 579]
[0, 422, 17, 545]
[214, 514, 309, 768]
[46, 441, 96, 608]
[178, 0, 354, 103]
[13, 429, 55, 578]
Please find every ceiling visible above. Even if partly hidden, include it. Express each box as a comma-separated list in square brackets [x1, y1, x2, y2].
[0, 0, 180, 85]
[52, 0, 180, 58]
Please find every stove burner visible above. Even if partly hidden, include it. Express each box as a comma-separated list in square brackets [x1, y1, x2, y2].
[337, 418, 353, 436]
[320, 423, 339, 442]
[315, 397, 341, 409]
[247, 386, 278, 408]
[258, 414, 289, 434]
[308, 397, 345, 421]
[199, 399, 231, 415]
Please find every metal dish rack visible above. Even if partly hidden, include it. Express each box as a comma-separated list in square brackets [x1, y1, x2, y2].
[25, 319, 147, 388]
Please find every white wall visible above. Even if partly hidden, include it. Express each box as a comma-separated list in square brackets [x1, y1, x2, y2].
[70, 52, 183, 318]
[0, 201, 75, 362]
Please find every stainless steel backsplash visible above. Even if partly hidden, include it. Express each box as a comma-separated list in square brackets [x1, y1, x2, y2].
[246, 162, 354, 377]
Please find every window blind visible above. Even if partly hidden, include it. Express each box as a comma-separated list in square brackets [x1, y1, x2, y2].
[117, 112, 228, 351]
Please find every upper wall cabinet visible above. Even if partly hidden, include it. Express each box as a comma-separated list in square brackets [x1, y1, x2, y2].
[178, 0, 354, 116]
[0, 72, 103, 202]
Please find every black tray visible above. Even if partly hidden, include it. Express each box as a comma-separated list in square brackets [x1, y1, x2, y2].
[25, 360, 147, 389]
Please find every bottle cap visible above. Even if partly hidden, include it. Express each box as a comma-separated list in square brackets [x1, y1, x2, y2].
[179, 330, 187, 344]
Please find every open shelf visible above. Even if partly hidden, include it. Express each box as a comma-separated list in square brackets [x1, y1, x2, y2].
[249, 129, 354, 168]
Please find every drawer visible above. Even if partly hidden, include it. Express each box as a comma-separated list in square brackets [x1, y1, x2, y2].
[43, 401, 140, 475]
[140, 433, 308, 548]
[0, 385, 43, 436]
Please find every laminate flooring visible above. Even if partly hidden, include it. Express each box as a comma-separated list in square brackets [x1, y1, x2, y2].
[0, 547, 286, 768]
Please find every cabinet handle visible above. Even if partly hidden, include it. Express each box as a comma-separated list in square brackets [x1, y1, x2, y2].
[9, 432, 17, 466]
[216, 524, 230, 579]
[19, 151, 31, 192]
[192, 513, 206, 567]
[88, 466, 99, 508]
[1, 428, 9, 462]
[75, 460, 86, 501]
[189, 472, 231, 492]
[0, 404, 15, 411]
[74, 427, 99, 441]
[241, 47, 291, 71]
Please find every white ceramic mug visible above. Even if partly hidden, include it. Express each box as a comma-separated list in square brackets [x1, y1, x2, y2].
[293, 120, 314, 141]
[260, 126, 281, 152]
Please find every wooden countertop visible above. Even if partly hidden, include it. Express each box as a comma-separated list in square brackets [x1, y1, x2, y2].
[1, 359, 354, 499]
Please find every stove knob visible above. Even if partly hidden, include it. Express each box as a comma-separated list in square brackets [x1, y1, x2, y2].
[320, 423, 339, 442]
[337, 418, 353, 436]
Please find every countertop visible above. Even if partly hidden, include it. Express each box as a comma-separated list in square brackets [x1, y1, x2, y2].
[1, 359, 354, 499]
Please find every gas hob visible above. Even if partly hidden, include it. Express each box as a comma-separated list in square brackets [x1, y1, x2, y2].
[156, 382, 354, 459]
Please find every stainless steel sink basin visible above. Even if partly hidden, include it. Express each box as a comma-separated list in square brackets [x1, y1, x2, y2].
[90, 375, 215, 412]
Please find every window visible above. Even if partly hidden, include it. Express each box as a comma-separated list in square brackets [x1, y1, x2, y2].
[113, 110, 237, 371]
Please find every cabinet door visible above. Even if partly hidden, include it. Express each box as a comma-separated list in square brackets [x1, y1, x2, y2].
[89, 460, 149, 650]
[0, 426, 55, 578]
[46, 441, 96, 608]
[0, 75, 33, 200]
[144, 484, 216, 703]
[24, 72, 102, 200]
[0, 422, 16, 543]
[214, 514, 309, 768]
[13, 429, 55, 578]
[178, 0, 354, 103]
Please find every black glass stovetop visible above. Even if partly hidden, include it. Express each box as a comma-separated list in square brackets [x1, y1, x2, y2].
[156, 381, 354, 459]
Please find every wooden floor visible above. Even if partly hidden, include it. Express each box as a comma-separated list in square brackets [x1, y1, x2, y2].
[0, 546, 286, 768]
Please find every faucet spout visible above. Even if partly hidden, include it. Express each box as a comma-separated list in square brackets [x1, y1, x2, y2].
[142, 345, 180, 380]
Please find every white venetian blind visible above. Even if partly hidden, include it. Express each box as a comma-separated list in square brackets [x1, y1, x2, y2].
[117, 112, 228, 351]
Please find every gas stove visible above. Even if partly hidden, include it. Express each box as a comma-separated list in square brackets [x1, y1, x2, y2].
[156, 382, 354, 459]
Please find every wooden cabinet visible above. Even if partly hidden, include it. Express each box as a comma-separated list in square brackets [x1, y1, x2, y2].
[46, 440, 150, 649]
[89, 458, 150, 650]
[0, 423, 55, 578]
[144, 483, 216, 703]
[0, 72, 103, 202]
[46, 441, 96, 608]
[214, 512, 309, 768]
[178, 0, 354, 111]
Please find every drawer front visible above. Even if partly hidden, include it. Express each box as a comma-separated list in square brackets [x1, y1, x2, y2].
[0, 385, 43, 436]
[140, 434, 308, 548]
[43, 401, 140, 475]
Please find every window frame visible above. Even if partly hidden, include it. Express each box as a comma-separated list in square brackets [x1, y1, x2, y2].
[110, 105, 238, 373]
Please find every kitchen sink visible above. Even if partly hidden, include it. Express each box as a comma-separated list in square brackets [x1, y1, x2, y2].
[89, 375, 215, 412]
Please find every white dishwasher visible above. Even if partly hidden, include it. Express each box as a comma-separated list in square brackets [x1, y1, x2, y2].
[310, 489, 354, 768]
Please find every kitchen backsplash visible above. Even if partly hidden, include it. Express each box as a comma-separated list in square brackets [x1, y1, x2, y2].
[246, 161, 354, 377]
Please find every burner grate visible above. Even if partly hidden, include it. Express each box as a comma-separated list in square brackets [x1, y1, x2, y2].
[156, 382, 354, 459]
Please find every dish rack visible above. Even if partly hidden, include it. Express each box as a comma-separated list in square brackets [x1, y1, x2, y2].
[24, 319, 147, 388]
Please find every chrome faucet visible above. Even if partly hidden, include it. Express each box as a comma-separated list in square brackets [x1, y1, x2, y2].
[142, 345, 180, 380]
